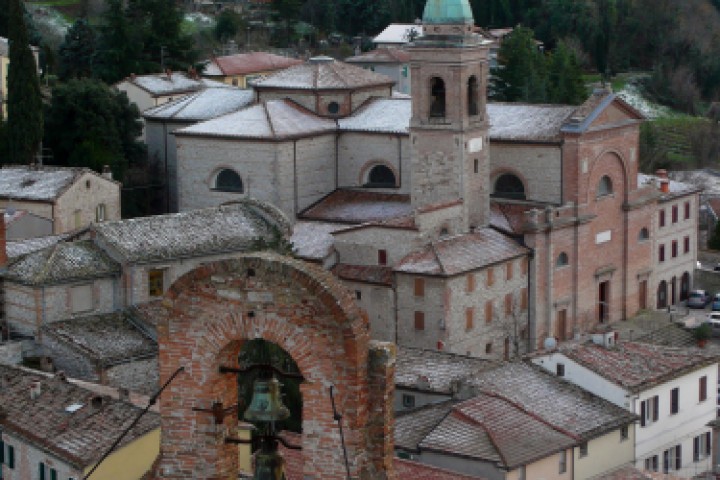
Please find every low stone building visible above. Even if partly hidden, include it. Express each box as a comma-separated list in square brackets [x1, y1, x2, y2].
[0, 165, 121, 234]
[201, 52, 302, 88]
[0, 364, 160, 480]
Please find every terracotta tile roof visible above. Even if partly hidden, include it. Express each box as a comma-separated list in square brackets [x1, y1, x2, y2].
[290, 221, 345, 261]
[118, 72, 223, 96]
[395, 400, 457, 451]
[41, 312, 157, 366]
[489, 202, 535, 234]
[300, 189, 412, 224]
[394, 458, 485, 480]
[332, 263, 393, 286]
[93, 200, 290, 264]
[0, 165, 102, 202]
[338, 97, 411, 134]
[207, 52, 302, 76]
[396, 346, 497, 394]
[596, 465, 687, 479]
[0, 364, 160, 469]
[394, 228, 528, 276]
[252, 57, 395, 90]
[345, 48, 411, 64]
[143, 87, 255, 122]
[175, 99, 336, 140]
[4, 239, 121, 286]
[373, 24, 422, 45]
[707, 197, 720, 218]
[467, 363, 637, 441]
[488, 103, 576, 142]
[6, 233, 75, 260]
[556, 341, 720, 393]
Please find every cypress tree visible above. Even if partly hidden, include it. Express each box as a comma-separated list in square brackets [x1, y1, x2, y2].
[6, 0, 43, 165]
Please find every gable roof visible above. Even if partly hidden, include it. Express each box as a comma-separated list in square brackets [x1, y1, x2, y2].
[117, 72, 226, 96]
[174, 99, 336, 140]
[204, 52, 302, 76]
[395, 227, 528, 276]
[561, 90, 645, 134]
[345, 48, 411, 64]
[6, 233, 75, 260]
[373, 24, 422, 45]
[395, 400, 458, 452]
[300, 189, 413, 224]
[0, 166, 115, 202]
[4, 239, 121, 286]
[143, 87, 255, 122]
[251, 58, 395, 91]
[396, 346, 497, 394]
[555, 341, 720, 393]
[0, 365, 160, 469]
[394, 458, 486, 480]
[488, 103, 576, 143]
[338, 98, 411, 134]
[92, 200, 290, 264]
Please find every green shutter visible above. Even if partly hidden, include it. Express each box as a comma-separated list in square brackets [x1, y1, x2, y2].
[7, 446, 14, 469]
[0, 440, 4, 463]
[39, 462, 45, 480]
[50, 468, 57, 480]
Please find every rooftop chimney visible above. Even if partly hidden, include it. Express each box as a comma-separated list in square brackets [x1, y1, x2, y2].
[655, 169, 670, 193]
[30, 380, 41, 400]
[101, 165, 113, 181]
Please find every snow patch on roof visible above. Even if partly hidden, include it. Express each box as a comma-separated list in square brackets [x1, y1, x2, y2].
[339, 98, 411, 134]
[144, 88, 255, 122]
[488, 103, 576, 142]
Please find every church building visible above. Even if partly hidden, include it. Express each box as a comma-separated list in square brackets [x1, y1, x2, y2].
[169, 0, 698, 357]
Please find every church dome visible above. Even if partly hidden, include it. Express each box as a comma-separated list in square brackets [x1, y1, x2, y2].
[422, 0, 474, 25]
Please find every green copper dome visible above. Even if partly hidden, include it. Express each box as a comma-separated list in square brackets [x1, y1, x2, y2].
[422, 0, 474, 24]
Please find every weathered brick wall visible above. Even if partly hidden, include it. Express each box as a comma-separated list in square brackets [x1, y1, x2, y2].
[489, 144, 562, 204]
[153, 253, 395, 479]
[0, 200, 52, 223]
[55, 172, 121, 233]
[338, 133, 410, 194]
[294, 135, 338, 212]
[334, 227, 419, 268]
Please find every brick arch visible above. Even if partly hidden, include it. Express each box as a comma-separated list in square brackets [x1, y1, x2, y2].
[154, 252, 395, 480]
[585, 150, 629, 204]
[358, 160, 400, 187]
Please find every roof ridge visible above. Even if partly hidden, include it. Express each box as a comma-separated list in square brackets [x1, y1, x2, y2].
[36, 241, 64, 283]
[262, 101, 277, 138]
[451, 408, 510, 467]
[328, 61, 348, 88]
[430, 242, 446, 275]
[170, 91, 202, 118]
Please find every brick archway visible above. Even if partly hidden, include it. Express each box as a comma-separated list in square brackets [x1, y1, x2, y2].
[154, 253, 396, 480]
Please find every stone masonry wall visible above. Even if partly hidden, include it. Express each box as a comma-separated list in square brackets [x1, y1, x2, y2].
[153, 253, 396, 480]
[55, 172, 121, 233]
[338, 133, 410, 194]
[489, 144, 562, 204]
[1, 431, 82, 480]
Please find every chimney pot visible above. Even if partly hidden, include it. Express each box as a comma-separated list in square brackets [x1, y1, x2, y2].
[101, 165, 113, 180]
[660, 178, 670, 194]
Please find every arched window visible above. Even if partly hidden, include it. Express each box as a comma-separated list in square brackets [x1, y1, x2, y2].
[638, 227, 649, 241]
[657, 280, 667, 309]
[215, 169, 244, 193]
[365, 165, 396, 188]
[430, 77, 446, 118]
[598, 175, 613, 197]
[556, 252, 569, 267]
[494, 174, 526, 200]
[468, 76, 479, 116]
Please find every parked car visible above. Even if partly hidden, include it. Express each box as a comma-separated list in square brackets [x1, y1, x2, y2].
[707, 311, 720, 336]
[687, 289, 711, 309]
[712, 293, 720, 311]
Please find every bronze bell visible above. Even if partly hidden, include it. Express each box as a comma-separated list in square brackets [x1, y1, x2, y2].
[244, 376, 290, 423]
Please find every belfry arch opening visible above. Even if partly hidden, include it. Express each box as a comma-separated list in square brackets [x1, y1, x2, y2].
[468, 75, 479, 116]
[430, 77, 446, 118]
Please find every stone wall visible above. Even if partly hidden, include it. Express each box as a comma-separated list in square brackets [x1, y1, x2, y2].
[489, 144, 561, 204]
[0, 341, 22, 365]
[55, 171, 121, 233]
[338, 133, 410, 194]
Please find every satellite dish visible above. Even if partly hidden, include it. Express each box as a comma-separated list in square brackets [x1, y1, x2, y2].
[543, 337, 557, 350]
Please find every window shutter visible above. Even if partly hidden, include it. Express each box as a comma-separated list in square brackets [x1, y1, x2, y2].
[50, 468, 57, 480]
[694, 436, 700, 462]
[640, 401, 646, 427]
[707, 432, 712, 456]
[653, 396, 659, 422]
[8, 446, 14, 469]
[663, 450, 669, 473]
[40, 462, 46, 480]
[675, 445, 682, 470]
[0, 439, 4, 463]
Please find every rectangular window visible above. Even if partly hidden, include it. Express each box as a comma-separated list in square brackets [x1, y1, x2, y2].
[465, 308, 474, 330]
[485, 301, 493, 324]
[694, 432, 712, 461]
[640, 395, 659, 427]
[684, 236, 690, 254]
[70, 284, 93, 313]
[556, 363, 565, 377]
[414, 311, 425, 331]
[50, 468, 57, 480]
[672, 205, 678, 223]
[378, 249, 387, 266]
[96, 203, 106, 222]
[579, 442, 588, 457]
[355, 290, 361, 300]
[672, 240, 678, 258]
[506, 261, 513, 281]
[518, 466, 525, 480]
[685, 201, 691, 220]
[414, 278, 425, 297]
[487, 268, 494, 287]
[659, 209, 666, 227]
[664, 445, 682, 472]
[520, 288, 528, 311]
[671, 387, 679, 414]
[485, 342, 492, 354]
[466, 274, 475, 292]
[559, 450, 567, 474]
[505, 293, 513, 316]
[659, 245, 665, 262]
[7, 445, 13, 469]
[148, 269, 165, 297]
[40, 463, 46, 480]
[402, 394, 415, 409]
[700, 376, 708, 402]
[621, 425, 629, 440]
[645, 455, 658, 472]
[0, 439, 4, 464]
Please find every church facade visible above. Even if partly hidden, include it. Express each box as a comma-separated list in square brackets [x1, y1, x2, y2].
[170, 0, 698, 357]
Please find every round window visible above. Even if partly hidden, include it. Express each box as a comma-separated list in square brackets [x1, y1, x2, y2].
[328, 101, 340, 114]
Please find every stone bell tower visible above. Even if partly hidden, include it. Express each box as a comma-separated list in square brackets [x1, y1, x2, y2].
[409, 0, 490, 232]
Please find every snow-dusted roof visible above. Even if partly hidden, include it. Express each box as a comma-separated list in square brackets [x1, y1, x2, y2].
[373, 24, 422, 45]
[92, 201, 289, 263]
[301, 190, 413, 224]
[6, 233, 74, 260]
[290, 221, 346, 261]
[5, 240, 121, 286]
[120, 72, 227, 96]
[339, 98, 411, 134]
[0, 37, 7, 56]
[0, 166, 94, 202]
[251, 58, 395, 91]
[204, 52, 303, 77]
[487, 103, 576, 142]
[143, 88, 255, 122]
[175, 99, 336, 140]
[345, 48, 411, 64]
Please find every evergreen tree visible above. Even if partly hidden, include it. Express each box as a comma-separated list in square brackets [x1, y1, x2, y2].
[6, 0, 43, 165]
[57, 18, 97, 80]
[94, 0, 141, 83]
[548, 42, 587, 104]
[492, 26, 548, 103]
[215, 10, 243, 43]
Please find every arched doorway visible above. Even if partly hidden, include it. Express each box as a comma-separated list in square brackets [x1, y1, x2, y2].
[657, 280, 667, 309]
[154, 253, 395, 479]
[680, 272, 690, 301]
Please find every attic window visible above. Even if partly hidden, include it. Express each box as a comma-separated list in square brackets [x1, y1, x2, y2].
[327, 101, 340, 114]
[215, 169, 244, 193]
[86, 180, 91, 189]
